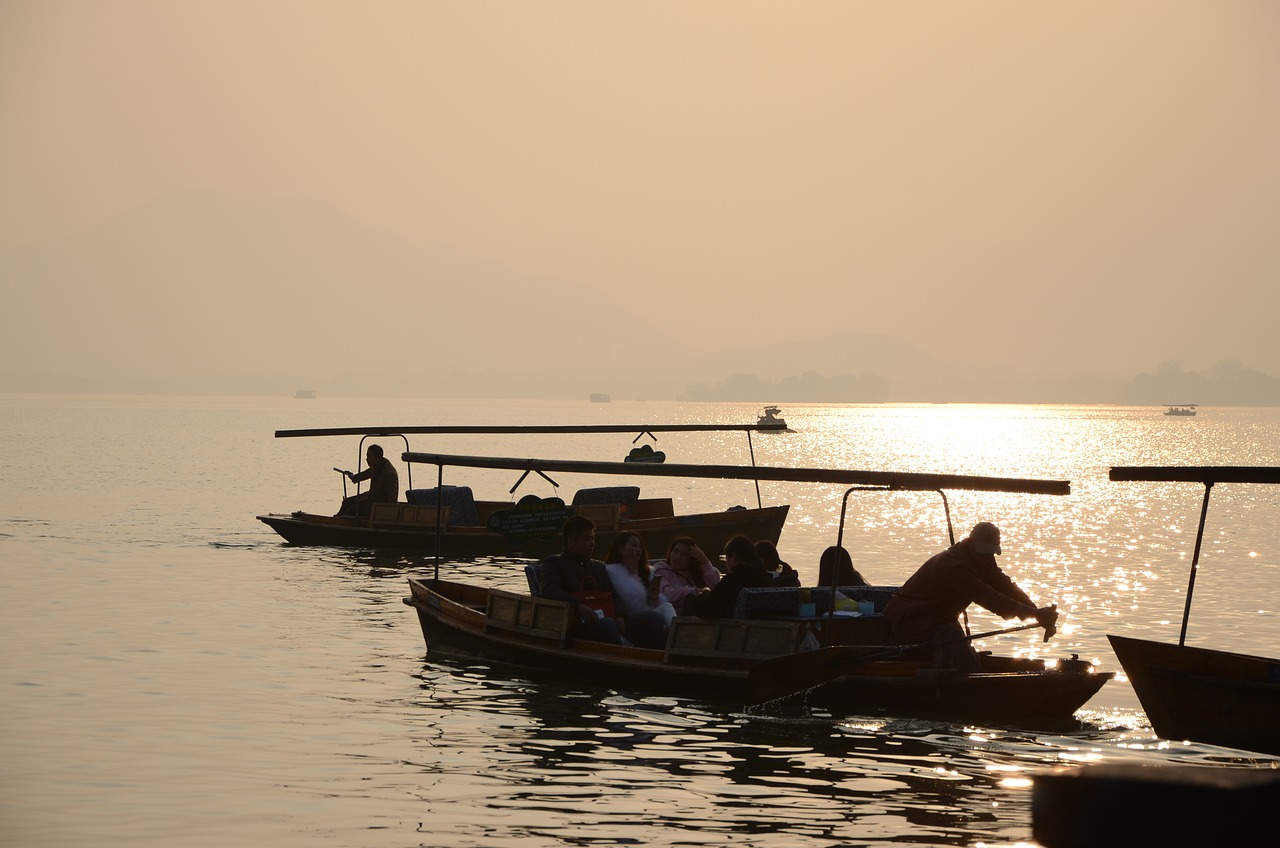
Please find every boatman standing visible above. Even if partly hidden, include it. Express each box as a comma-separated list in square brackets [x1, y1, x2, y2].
[337, 444, 400, 516]
[883, 522, 1058, 671]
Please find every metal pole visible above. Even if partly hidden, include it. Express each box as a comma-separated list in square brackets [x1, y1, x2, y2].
[434, 463, 444, 582]
[1179, 482, 1214, 647]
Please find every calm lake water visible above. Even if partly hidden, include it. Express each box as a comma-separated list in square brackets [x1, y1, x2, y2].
[3, 395, 1279, 847]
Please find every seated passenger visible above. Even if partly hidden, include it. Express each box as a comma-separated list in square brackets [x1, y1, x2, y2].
[602, 531, 675, 649]
[537, 515, 624, 645]
[817, 545, 869, 587]
[687, 535, 775, 619]
[651, 536, 721, 615]
[756, 539, 800, 587]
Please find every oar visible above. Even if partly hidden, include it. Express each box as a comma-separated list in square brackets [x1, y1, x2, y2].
[745, 618, 1051, 707]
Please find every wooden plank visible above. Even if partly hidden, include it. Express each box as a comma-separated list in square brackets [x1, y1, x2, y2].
[574, 503, 620, 530]
[664, 619, 801, 663]
[370, 504, 450, 527]
[484, 589, 573, 646]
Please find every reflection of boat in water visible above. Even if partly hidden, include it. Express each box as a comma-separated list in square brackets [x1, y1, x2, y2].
[257, 423, 789, 557]
[1163, 404, 1197, 416]
[293, 389, 316, 399]
[403, 462, 1112, 723]
[1107, 465, 1280, 755]
[589, 393, 611, 403]
[757, 405, 786, 429]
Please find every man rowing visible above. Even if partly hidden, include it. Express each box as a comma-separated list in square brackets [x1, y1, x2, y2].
[883, 522, 1058, 671]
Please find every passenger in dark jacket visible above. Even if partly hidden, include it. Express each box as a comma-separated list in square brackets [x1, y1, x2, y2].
[756, 539, 800, 587]
[883, 522, 1058, 671]
[538, 515, 623, 645]
[690, 535, 775, 618]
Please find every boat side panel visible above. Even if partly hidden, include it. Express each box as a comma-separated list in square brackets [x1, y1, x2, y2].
[1108, 635, 1280, 754]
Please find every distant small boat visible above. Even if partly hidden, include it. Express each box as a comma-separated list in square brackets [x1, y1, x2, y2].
[589, 393, 611, 403]
[293, 390, 316, 399]
[757, 405, 787, 429]
[1164, 404, 1197, 416]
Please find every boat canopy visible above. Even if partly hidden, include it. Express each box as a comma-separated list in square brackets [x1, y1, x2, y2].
[1110, 466, 1280, 485]
[274, 423, 785, 438]
[1110, 465, 1280, 645]
[402, 450, 1071, 495]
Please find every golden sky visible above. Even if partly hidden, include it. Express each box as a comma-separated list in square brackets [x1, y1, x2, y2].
[2, 2, 1278, 396]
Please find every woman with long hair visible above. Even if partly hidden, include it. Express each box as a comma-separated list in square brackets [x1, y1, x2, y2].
[650, 535, 722, 615]
[602, 531, 673, 647]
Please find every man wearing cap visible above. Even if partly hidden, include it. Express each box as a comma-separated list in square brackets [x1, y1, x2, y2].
[883, 522, 1059, 672]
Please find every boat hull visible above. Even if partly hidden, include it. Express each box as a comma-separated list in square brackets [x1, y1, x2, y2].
[1108, 634, 1280, 755]
[405, 578, 1112, 723]
[259, 504, 790, 557]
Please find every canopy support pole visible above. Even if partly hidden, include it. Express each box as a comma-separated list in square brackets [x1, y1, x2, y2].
[1179, 482, 1214, 646]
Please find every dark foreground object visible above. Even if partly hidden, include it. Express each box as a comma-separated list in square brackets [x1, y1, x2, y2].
[1033, 764, 1280, 848]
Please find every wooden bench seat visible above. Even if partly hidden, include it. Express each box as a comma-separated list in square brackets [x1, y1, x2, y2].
[664, 618, 801, 665]
[484, 588, 573, 646]
[369, 504, 450, 527]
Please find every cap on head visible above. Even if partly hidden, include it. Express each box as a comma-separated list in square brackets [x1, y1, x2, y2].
[970, 522, 1002, 555]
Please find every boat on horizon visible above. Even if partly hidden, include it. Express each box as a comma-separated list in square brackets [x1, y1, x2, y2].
[257, 423, 791, 557]
[402, 462, 1111, 723]
[1163, 404, 1197, 416]
[758, 405, 787, 429]
[293, 389, 316, 399]
[1107, 465, 1280, 756]
[589, 393, 611, 403]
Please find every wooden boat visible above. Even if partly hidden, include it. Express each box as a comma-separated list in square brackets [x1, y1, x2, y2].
[403, 463, 1113, 722]
[257, 423, 789, 557]
[1163, 404, 1197, 416]
[403, 577, 1112, 722]
[1107, 465, 1280, 755]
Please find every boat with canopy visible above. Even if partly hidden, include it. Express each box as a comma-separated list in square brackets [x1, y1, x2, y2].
[403, 459, 1113, 722]
[257, 422, 788, 556]
[1107, 465, 1280, 755]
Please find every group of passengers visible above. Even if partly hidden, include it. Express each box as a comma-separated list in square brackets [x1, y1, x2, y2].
[535, 515, 873, 648]
[344, 447, 1058, 670]
[535, 515, 1059, 672]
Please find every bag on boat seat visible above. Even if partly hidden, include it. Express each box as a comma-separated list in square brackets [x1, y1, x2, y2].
[405, 485, 479, 527]
[570, 576, 616, 620]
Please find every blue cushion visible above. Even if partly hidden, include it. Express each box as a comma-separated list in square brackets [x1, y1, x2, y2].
[571, 486, 641, 506]
[405, 485, 479, 527]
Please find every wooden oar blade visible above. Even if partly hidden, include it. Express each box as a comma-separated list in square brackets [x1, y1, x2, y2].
[746, 646, 890, 707]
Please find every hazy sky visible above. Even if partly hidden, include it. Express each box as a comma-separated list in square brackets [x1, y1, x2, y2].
[3, 2, 1278, 396]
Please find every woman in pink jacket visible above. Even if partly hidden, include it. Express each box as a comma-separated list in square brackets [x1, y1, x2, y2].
[650, 536, 722, 615]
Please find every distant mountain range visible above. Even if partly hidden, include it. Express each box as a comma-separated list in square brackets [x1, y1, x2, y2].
[3, 190, 1277, 405]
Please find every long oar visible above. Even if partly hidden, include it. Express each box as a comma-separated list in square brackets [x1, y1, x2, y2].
[745, 619, 1051, 707]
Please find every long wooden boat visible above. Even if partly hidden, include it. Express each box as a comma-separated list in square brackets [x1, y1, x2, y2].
[403, 463, 1112, 721]
[1107, 465, 1280, 755]
[403, 577, 1113, 722]
[257, 423, 788, 557]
